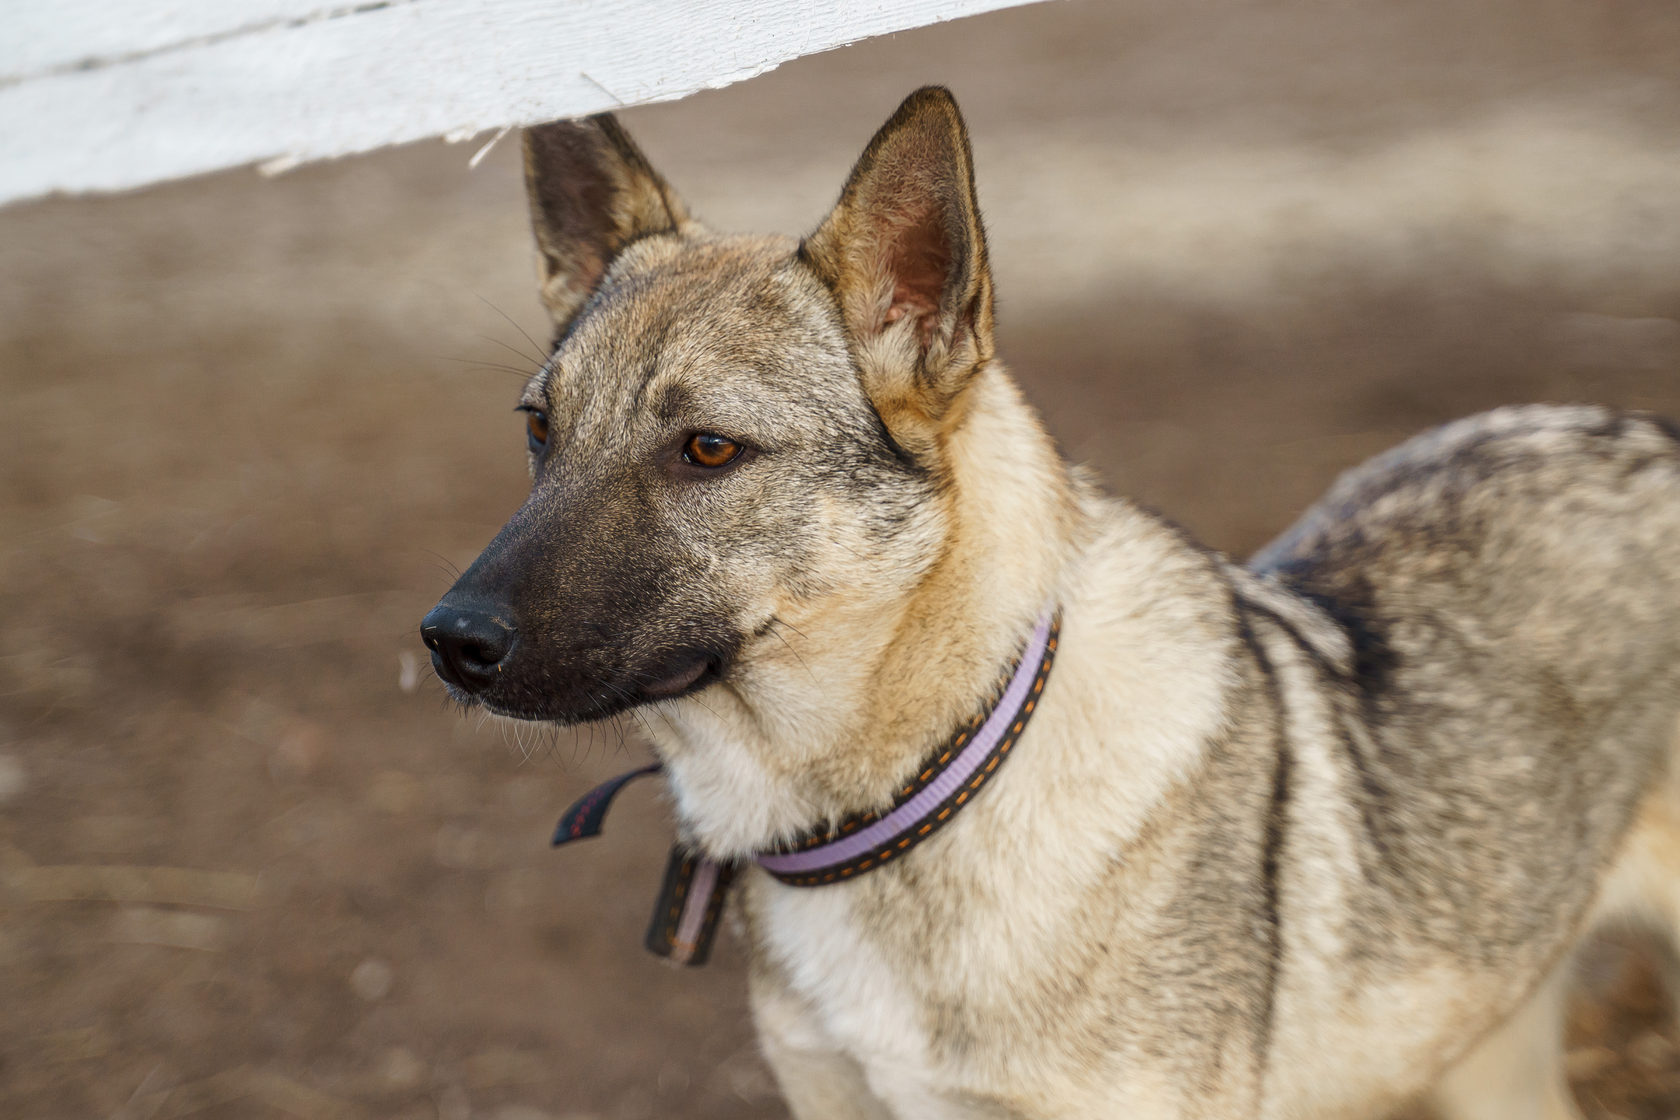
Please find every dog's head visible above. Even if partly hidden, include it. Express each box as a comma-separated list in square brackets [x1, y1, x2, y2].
[423, 88, 998, 724]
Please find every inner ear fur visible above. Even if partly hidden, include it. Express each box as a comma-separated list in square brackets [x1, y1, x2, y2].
[523, 115, 689, 328]
[801, 87, 996, 436]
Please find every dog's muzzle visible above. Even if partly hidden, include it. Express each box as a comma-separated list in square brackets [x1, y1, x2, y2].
[420, 599, 516, 694]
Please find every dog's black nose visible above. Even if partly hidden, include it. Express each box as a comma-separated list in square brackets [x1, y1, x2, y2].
[421, 601, 515, 694]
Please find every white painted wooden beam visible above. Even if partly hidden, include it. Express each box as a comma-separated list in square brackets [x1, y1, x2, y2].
[0, 0, 1049, 207]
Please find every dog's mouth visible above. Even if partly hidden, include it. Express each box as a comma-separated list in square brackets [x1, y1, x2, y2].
[440, 647, 728, 726]
[640, 657, 714, 699]
[422, 585, 745, 726]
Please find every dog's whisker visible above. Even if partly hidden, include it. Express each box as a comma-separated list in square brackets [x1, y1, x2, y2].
[600, 683, 662, 741]
[421, 549, 463, 583]
[772, 617, 811, 642]
[471, 332, 549, 375]
[475, 295, 550, 365]
[624, 707, 655, 744]
[441, 355, 539, 382]
[630, 695, 682, 741]
[683, 696, 721, 721]
[767, 617, 818, 684]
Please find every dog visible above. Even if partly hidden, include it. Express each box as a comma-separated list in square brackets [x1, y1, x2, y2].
[421, 87, 1680, 1119]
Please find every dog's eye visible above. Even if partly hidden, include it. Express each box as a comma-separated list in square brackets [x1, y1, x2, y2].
[683, 433, 743, 469]
[523, 409, 549, 454]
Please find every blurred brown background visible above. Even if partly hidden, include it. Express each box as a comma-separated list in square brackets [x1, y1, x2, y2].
[3, 1, 1680, 1117]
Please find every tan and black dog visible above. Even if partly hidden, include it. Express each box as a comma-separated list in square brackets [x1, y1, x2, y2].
[422, 88, 1680, 1119]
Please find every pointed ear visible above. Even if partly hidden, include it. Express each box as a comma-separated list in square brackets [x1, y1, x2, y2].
[523, 115, 690, 327]
[801, 87, 995, 432]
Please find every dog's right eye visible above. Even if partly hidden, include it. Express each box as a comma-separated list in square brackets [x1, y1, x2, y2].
[683, 432, 744, 469]
[522, 408, 549, 454]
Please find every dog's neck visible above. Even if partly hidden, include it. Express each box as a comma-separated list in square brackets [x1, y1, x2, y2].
[644, 364, 1082, 859]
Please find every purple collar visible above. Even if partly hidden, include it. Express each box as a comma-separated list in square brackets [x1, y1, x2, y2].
[754, 609, 1058, 884]
[553, 607, 1061, 965]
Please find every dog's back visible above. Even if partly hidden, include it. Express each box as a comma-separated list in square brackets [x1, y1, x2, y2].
[1249, 404, 1680, 1116]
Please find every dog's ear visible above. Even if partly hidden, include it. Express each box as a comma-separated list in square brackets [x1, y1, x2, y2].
[523, 115, 690, 327]
[802, 87, 995, 441]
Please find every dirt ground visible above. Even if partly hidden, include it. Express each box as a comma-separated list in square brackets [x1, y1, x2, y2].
[3, 1, 1680, 1117]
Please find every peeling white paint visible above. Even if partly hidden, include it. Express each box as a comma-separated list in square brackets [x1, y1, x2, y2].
[0, 0, 1050, 206]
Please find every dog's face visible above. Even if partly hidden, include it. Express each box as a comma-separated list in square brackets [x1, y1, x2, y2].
[423, 89, 996, 724]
